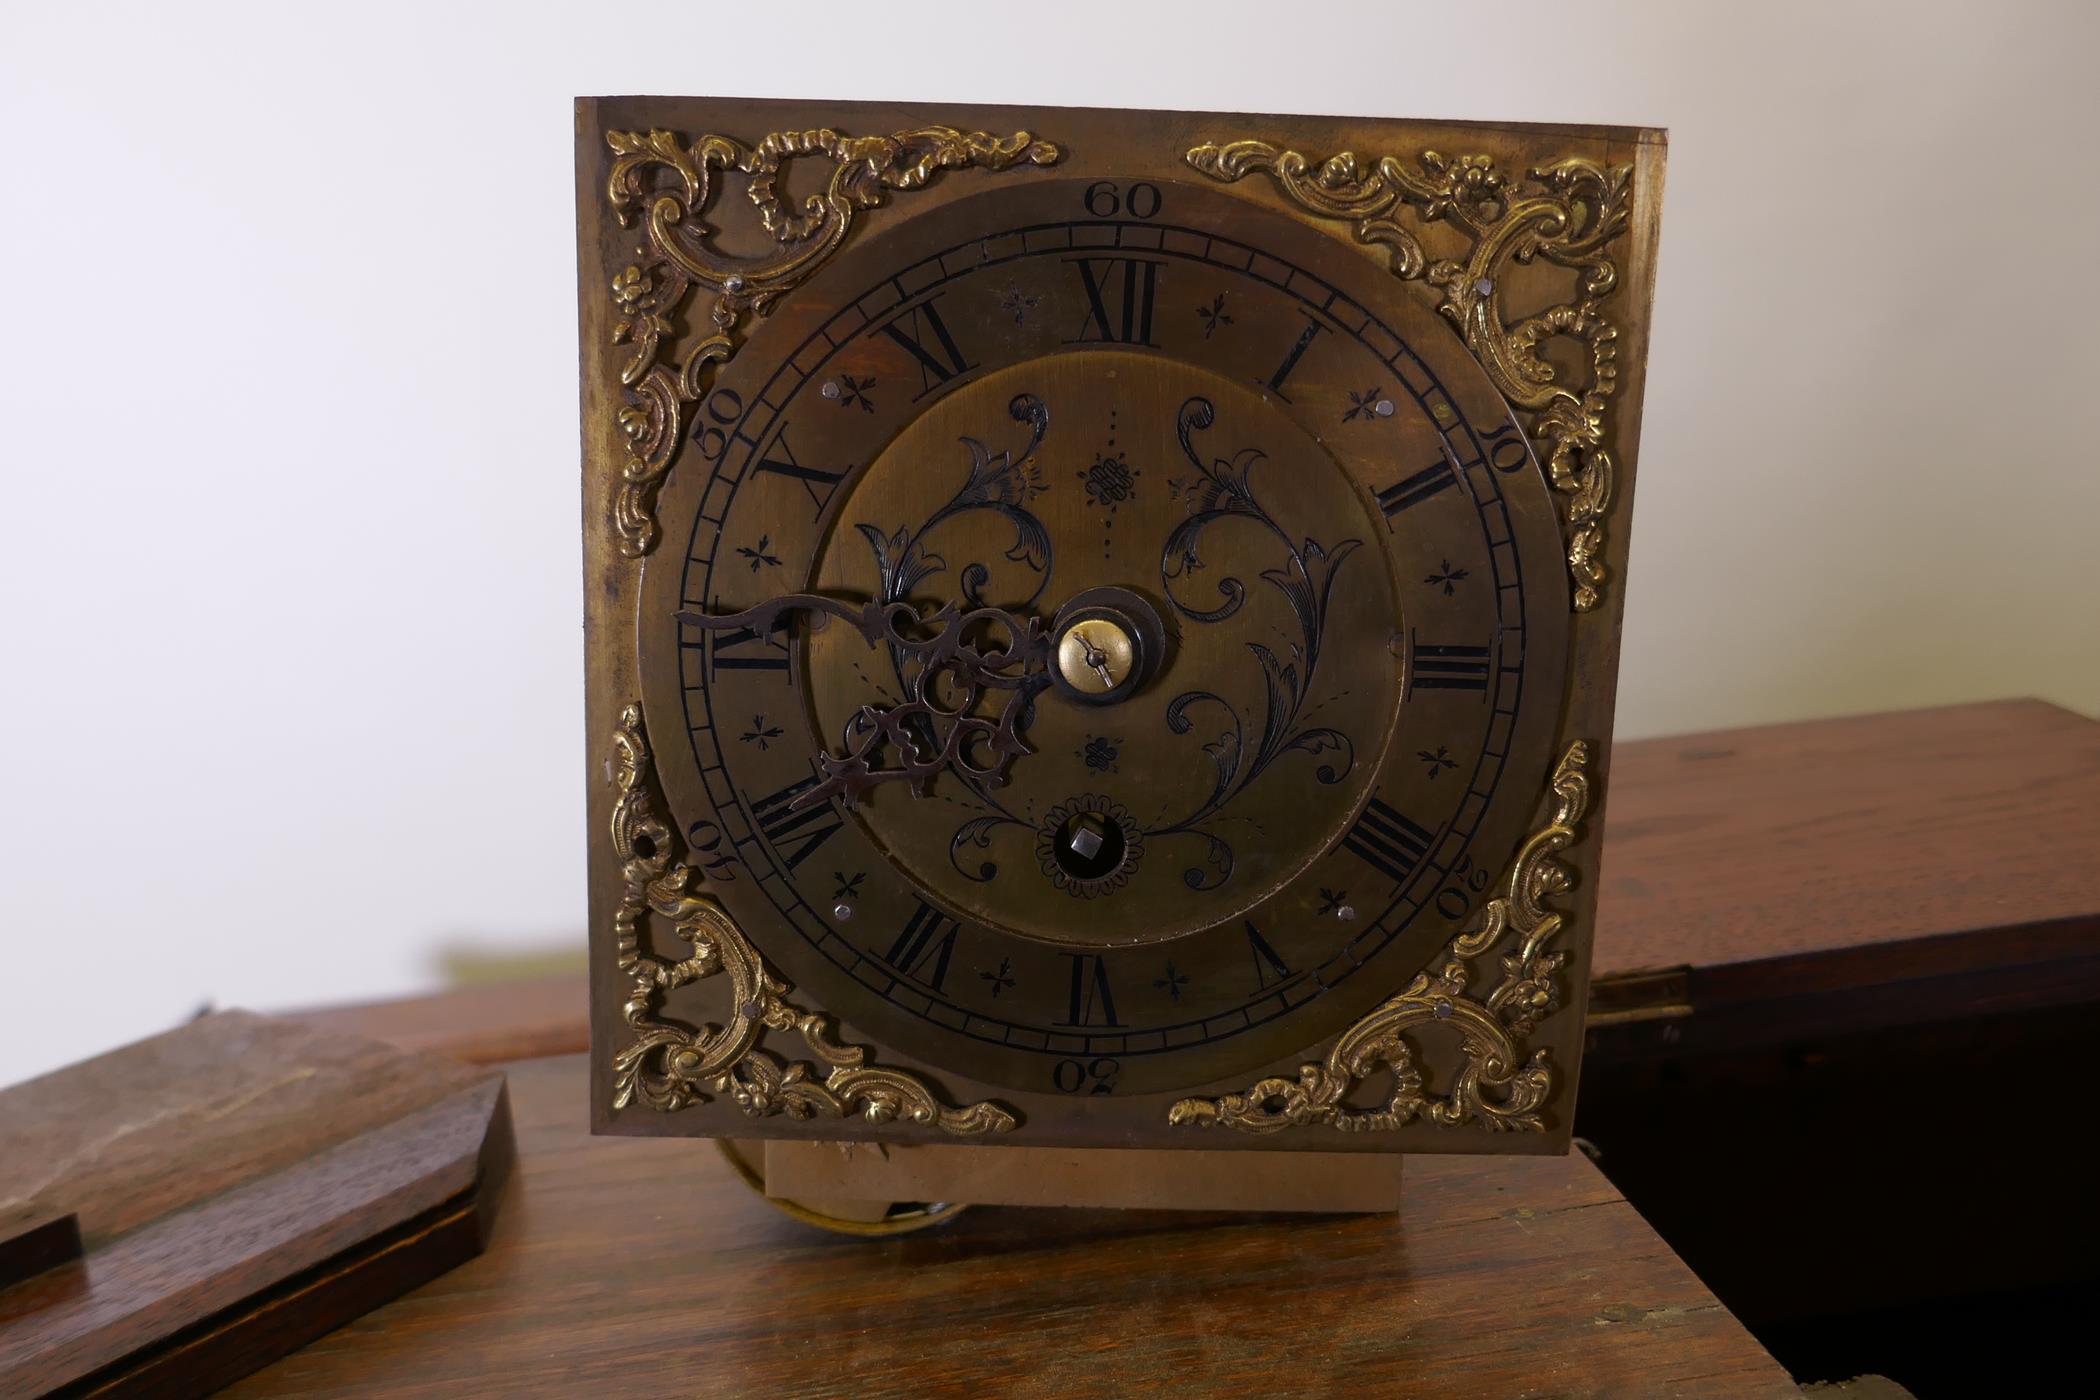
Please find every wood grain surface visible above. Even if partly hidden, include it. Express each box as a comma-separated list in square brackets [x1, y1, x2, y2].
[227, 1054, 1800, 1400]
[290, 974, 589, 1067]
[0, 1012, 511, 1397]
[1588, 697, 2100, 1056]
[289, 699, 2100, 1065]
[1595, 697, 2100, 981]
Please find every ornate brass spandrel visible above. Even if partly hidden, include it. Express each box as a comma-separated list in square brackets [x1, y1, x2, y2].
[608, 702, 1018, 1136]
[1168, 739, 1592, 1135]
[602, 125, 1061, 557]
[1186, 141, 1631, 612]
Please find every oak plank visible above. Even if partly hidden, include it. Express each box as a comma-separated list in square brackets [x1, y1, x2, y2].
[292, 975, 588, 1066]
[0, 1012, 511, 1397]
[1596, 698, 2100, 984]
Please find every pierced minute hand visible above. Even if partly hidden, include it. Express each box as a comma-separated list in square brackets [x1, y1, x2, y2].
[676, 592, 1053, 809]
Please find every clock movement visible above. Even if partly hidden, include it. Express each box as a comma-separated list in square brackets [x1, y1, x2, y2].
[578, 97, 1665, 1160]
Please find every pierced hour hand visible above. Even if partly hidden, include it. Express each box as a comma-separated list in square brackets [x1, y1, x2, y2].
[680, 582, 1163, 809]
[677, 593, 1054, 811]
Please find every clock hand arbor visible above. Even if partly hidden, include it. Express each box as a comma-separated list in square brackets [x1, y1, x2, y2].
[1075, 626, 1115, 689]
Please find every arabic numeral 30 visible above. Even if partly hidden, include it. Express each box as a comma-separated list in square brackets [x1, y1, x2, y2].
[1053, 1056, 1120, 1094]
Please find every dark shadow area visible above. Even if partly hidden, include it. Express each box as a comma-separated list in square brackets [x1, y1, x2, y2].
[1577, 1001, 2095, 1397]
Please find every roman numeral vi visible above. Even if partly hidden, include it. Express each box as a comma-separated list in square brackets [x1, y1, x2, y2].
[1057, 953, 1123, 1027]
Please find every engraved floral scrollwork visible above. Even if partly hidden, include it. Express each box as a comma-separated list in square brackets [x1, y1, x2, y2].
[602, 125, 1061, 556]
[608, 702, 1017, 1135]
[1186, 141, 1632, 611]
[1168, 740, 1591, 1135]
[1148, 394, 1360, 889]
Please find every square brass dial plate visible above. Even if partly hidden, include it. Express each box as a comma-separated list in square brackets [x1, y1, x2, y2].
[578, 96, 1665, 1154]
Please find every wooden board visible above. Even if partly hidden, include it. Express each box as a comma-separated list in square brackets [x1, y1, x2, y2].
[1568, 708, 2100, 1382]
[291, 699, 2100, 1065]
[0, 1212, 82, 1293]
[290, 974, 589, 1066]
[1587, 697, 2100, 1057]
[0, 1012, 512, 1397]
[225, 1054, 1801, 1398]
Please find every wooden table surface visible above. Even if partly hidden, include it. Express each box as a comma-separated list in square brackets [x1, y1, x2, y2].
[224, 1054, 1801, 1400]
[236, 699, 2100, 1396]
[1589, 697, 2100, 1049]
[297, 699, 2100, 1065]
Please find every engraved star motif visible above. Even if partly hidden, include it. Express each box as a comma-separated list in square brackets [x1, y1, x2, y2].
[834, 375, 876, 412]
[1154, 961, 1191, 1002]
[998, 282, 1040, 324]
[736, 534, 783, 572]
[1343, 387, 1394, 423]
[1424, 560, 1469, 595]
[979, 957, 1016, 998]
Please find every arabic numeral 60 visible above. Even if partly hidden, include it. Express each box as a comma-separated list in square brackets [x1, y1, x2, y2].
[1082, 181, 1161, 219]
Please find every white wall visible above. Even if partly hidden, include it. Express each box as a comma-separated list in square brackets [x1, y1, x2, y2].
[3, 0, 2095, 1089]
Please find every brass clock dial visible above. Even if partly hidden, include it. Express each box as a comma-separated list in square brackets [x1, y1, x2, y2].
[637, 177, 1573, 1098]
